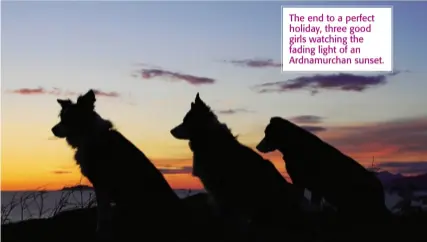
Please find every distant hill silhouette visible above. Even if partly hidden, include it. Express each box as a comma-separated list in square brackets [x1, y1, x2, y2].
[375, 171, 404, 185]
[60, 185, 93, 191]
[388, 173, 427, 191]
[375, 172, 427, 191]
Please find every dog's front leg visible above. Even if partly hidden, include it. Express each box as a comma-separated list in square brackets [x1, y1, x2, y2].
[94, 186, 113, 240]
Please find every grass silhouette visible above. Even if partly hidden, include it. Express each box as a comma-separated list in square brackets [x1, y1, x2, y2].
[2, 185, 427, 242]
[1, 186, 97, 225]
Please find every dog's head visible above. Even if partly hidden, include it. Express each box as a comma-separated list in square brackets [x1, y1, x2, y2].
[51, 89, 111, 146]
[170, 93, 217, 140]
[256, 117, 292, 153]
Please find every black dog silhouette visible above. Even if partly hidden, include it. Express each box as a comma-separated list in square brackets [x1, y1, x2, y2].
[256, 117, 390, 223]
[52, 90, 184, 240]
[170, 94, 303, 239]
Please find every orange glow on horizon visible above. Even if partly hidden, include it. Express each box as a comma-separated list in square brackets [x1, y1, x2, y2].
[3, 147, 427, 191]
[2, 120, 427, 191]
[1, 169, 204, 191]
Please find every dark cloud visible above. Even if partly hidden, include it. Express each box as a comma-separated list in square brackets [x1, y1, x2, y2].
[52, 170, 72, 175]
[9, 87, 46, 95]
[281, 115, 326, 133]
[216, 108, 253, 115]
[92, 89, 120, 97]
[289, 115, 324, 124]
[253, 72, 403, 95]
[223, 58, 282, 68]
[7, 87, 120, 98]
[378, 161, 427, 174]
[300, 125, 327, 133]
[324, 116, 427, 159]
[8, 87, 69, 95]
[136, 68, 216, 85]
[159, 166, 192, 175]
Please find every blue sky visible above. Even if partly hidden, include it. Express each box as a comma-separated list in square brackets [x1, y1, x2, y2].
[2, 1, 427, 190]
[3, 1, 426, 121]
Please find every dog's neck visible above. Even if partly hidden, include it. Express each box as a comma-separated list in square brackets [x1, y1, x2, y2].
[67, 117, 114, 150]
[188, 123, 237, 153]
[274, 129, 310, 158]
[276, 141, 291, 153]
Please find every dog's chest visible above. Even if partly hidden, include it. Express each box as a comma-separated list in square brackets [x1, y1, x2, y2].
[191, 151, 240, 200]
[192, 153, 213, 180]
[191, 153, 204, 177]
[192, 153, 221, 181]
[74, 141, 112, 182]
[74, 147, 95, 178]
[189, 142, 214, 178]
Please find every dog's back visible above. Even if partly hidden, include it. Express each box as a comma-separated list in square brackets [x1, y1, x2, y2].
[299, 132, 386, 211]
[270, 119, 387, 218]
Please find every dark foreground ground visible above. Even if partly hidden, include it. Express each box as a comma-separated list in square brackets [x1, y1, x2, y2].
[2, 193, 427, 242]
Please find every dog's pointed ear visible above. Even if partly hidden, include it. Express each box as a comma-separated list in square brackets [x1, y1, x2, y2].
[83, 89, 96, 102]
[194, 92, 207, 107]
[57, 99, 72, 108]
[77, 89, 96, 108]
[195, 93, 201, 103]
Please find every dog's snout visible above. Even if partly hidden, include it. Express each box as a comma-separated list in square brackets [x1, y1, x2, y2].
[170, 124, 190, 140]
[52, 124, 66, 138]
[256, 138, 274, 153]
[51, 126, 58, 135]
[170, 127, 180, 137]
[255, 143, 265, 152]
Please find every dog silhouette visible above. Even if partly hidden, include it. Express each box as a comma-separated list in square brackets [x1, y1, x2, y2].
[256, 117, 390, 223]
[171, 94, 303, 239]
[52, 89, 184, 240]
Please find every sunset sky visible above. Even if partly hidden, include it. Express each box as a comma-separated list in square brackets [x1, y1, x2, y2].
[2, 1, 427, 191]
